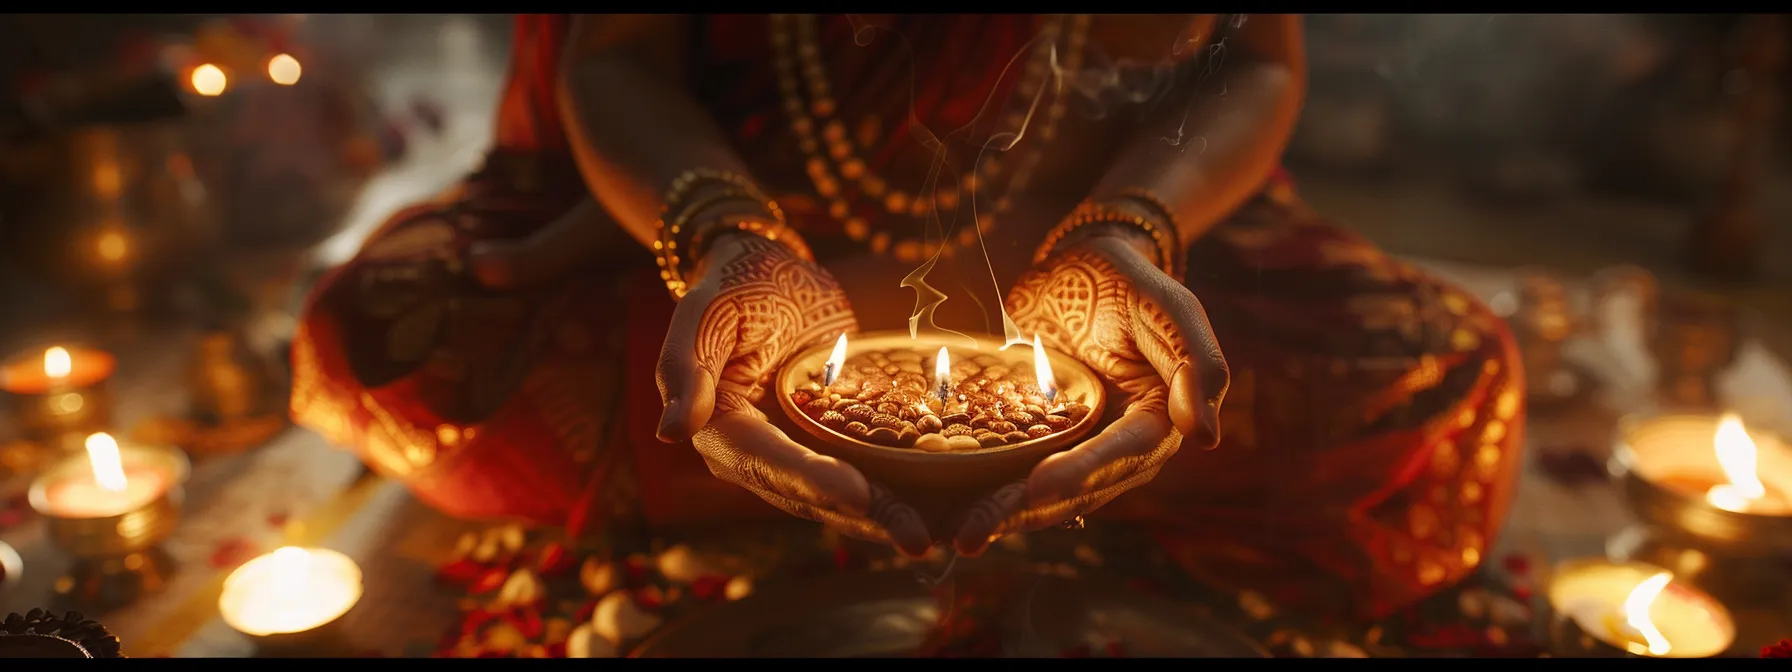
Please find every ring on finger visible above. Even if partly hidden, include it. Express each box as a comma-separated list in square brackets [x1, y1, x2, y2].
[1061, 515, 1087, 531]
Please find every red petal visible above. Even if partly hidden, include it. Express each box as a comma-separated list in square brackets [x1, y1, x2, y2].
[833, 544, 851, 571]
[1763, 639, 1792, 658]
[470, 567, 510, 595]
[1501, 554, 1531, 576]
[574, 600, 598, 622]
[500, 608, 545, 640]
[459, 609, 499, 637]
[208, 538, 259, 570]
[536, 543, 575, 576]
[690, 576, 729, 601]
[634, 586, 665, 610]
[624, 557, 649, 584]
[266, 511, 290, 528]
[475, 650, 509, 658]
[546, 642, 568, 658]
[1511, 585, 1534, 601]
[436, 559, 489, 585]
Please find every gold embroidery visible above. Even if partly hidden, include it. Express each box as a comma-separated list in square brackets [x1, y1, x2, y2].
[1494, 388, 1520, 420]
[1461, 481, 1484, 504]
[1450, 328, 1481, 352]
[1482, 419, 1508, 445]
[1475, 444, 1502, 480]
[1407, 504, 1439, 540]
[1461, 546, 1481, 566]
[1430, 440, 1460, 478]
[1442, 292, 1471, 316]
[1417, 559, 1445, 586]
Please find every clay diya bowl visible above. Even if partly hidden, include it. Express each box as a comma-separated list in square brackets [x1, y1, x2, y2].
[774, 330, 1105, 498]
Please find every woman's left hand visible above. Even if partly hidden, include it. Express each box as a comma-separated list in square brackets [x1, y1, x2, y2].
[952, 231, 1230, 556]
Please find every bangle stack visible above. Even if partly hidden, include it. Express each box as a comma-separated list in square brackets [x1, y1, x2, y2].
[654, 168, 812, 300]
[1034, 188, 1185, 282]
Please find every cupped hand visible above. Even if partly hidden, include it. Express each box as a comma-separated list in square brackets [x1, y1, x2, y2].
[654, 232, 933, 556]
[953, 233, 1230, 556]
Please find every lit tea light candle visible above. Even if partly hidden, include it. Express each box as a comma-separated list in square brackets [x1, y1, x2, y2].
[1629, 414, 1792, 516]
[933, 346, 952, 401]
[35, 434, 173, 519]
[0, 346, 115, 396]
[822, 333, 847, 387]
[1547, 560, 1734, 658]
[1, 346, 117, 447]
[1032, 334, 1057, 406]
[220, 546, 364, 637]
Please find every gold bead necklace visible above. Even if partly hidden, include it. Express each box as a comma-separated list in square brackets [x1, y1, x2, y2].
[769, 14, 1091, 262]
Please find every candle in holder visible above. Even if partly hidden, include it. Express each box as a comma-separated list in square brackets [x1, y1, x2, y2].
[220, 546, 364, 642]
[27, 432, 189, 608]
[0, 346, 116, 448]
[1613, 412, 1792, 554]
[775, 330, 1105, 493]
[1546, 560, 1734, 658]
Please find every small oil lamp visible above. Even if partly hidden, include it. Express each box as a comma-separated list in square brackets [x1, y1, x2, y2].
[1612, 413, 1792, 555]
[219, 546, 363, 656]
[1546, 559, 1735, 658]
[26, 433, 189, 609]
[775, 330, 1105, 505]
[0, 346, 116, 460]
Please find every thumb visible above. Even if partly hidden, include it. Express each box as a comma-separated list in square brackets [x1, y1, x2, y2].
[656, 288, 732, 442]
[468, 202, 606, 288]
[1132, 271, 1226, 447]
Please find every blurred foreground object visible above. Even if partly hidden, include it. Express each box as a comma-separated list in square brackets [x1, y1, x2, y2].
[0, 609, 123, 658]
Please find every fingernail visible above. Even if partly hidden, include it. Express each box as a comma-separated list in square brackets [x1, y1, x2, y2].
[1197, 400, 1221, 449]
[655, 400, 683, 442]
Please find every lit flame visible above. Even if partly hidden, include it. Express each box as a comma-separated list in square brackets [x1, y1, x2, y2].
[83, 433, 129, 493]
[1621, 572, 1675, 656]
[935, 347, 952, 399]
[1705, 413, 1766, 512]
[43, 347, 71, 380]
[268, 546, 314, 603]
[823, 333, 847, 386]
[267, 54, 302, 85]
[191, 64, 228, 96]
[97, 229, 129, 263]
[1032, 334, 1057, 403]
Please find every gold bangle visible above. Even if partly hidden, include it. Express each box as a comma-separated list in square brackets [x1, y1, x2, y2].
[654, 168, 813, 300]
[1035, 201, 1184, 282]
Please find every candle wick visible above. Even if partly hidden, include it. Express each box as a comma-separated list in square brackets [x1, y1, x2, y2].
[822, 362, 839, 387]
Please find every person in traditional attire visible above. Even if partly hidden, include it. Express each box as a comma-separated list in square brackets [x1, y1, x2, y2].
[291, 14, 1526, 619]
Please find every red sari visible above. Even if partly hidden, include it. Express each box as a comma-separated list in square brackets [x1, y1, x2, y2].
[291, 14, 1525, 620]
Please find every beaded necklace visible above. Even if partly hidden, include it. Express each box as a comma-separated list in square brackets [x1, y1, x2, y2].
[769, 14, 1092, 262]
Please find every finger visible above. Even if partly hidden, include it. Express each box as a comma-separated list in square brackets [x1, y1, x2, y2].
[1026, 408, 1176, 507]
[954, 480, 1028, 557]
[468, 202, 607, 288]
[698, 413, 872, 518]
[656, 288, 730, 442]
[866, 484, 933, 557]
[1132, 273, 1228, 447]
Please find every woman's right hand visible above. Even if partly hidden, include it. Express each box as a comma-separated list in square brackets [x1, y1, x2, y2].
[655, 232, 933, 556]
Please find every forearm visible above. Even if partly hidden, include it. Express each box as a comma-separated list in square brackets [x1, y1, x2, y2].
[1090, 17, 1306, 247]
[557, 17, 765, 251]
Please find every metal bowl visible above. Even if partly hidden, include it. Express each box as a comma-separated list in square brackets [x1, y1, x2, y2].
[1611, 413, 1792, 555]
[633, 569, 1267, 658]
[773, 331, 1106, 494]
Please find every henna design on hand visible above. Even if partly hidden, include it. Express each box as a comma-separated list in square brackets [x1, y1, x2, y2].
[977, 239, 1225, 538]
[1008, 244, 1186, 416]
[690, 235, 857, 414]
